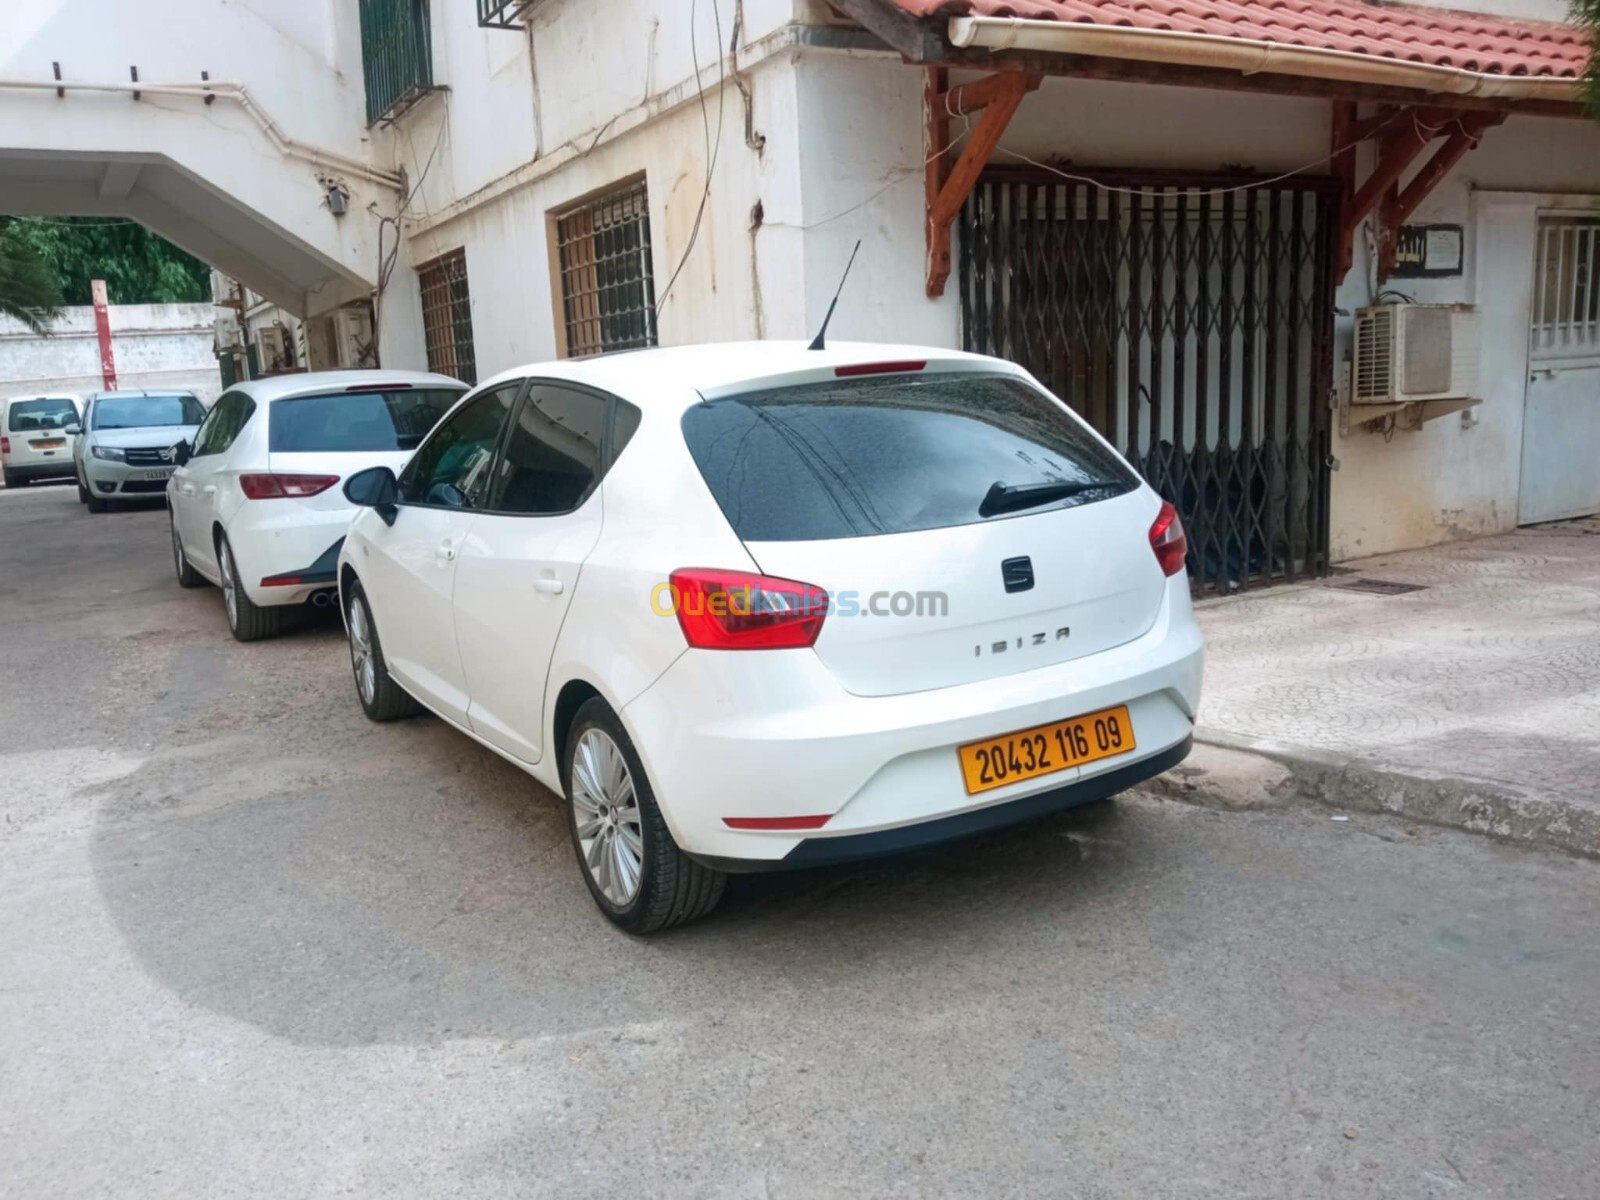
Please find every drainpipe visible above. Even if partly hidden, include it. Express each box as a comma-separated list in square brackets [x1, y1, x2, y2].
[946, 18, 1582, 104]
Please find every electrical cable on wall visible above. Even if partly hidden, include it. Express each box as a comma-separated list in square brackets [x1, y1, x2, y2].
[653, 0, 726, 319]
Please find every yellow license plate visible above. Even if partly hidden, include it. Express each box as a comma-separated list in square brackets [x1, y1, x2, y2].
[958, 705, 1135, 795]
[31, 439, 64, 449]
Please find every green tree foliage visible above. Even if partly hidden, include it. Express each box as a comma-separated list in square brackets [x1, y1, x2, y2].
[0, 218, 65, 334]
[1581, 0, 1600, 116]
[1, 217, 211, 307]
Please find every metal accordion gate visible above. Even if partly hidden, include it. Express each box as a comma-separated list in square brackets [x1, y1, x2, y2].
[959, 170, 1337, 592]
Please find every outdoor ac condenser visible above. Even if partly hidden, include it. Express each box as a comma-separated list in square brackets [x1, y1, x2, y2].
[1352, 303, 1481, 405]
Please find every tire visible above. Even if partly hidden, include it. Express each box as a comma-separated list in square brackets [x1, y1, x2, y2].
[170, 510, 204, 589]
[344, 582, 421, 721]
[216, 532, 287, 642]
[85, 491, 108, 513]
[77, 477, 91, 504]
[3, 471, 20, 489]
[563, 697, 725, 934]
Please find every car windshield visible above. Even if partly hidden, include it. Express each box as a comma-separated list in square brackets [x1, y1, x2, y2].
[269, 388, 463, 453]
[680, 371, 1139, 542]
[92, 395, 207, 430]
[6, 398, 79, 432]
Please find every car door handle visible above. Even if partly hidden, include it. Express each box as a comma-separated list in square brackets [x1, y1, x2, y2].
[534, 576, 564, 595]
[436, 539, 457, 562]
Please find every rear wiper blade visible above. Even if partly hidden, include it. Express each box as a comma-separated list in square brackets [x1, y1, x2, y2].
[979, 478, 1113, 518]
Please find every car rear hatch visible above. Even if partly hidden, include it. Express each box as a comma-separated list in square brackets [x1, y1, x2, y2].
[264, 384, 465, 509]
[5, 398, 80, 465]
[679, 367, 1168, 697]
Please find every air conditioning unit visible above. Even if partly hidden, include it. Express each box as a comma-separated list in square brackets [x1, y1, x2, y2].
[256, 325, 292, 372]
[1352, 303, 1480, 404]
[332, 307, 375, 369]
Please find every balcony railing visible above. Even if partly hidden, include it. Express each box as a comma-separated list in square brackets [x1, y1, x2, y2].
[477, 0, 539, 30]
[359, 0, 434, 124]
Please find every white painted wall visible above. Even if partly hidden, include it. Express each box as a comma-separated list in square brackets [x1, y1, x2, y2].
[0, 0, 386, 314]
[0, 305, 222, 404]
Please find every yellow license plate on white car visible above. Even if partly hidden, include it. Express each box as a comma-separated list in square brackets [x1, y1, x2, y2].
[958, 705, 1135, 795]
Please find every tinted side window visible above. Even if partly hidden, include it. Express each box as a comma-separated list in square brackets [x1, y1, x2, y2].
[680, 372, 1138, 542]
[488, 385, 607, 516]
[192, 393, 255, 457]
[398, 383, 518, 510]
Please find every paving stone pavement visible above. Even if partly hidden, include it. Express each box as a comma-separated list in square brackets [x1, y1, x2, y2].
[1189, 516, 1600, 851]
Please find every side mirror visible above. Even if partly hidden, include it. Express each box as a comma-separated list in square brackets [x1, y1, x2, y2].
[344, 466, 399, 526]
[63, 423, 82, 436]
[171, 440, 191, 466]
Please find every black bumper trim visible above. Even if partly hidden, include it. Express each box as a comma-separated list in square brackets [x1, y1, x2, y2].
[688, 736, 1193, 874]
[259, 537, 344, 588]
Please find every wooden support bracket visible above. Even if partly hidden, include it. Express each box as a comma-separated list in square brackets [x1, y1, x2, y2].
[925, 68, 1039, 298]
[1333, 103, 1505, 284]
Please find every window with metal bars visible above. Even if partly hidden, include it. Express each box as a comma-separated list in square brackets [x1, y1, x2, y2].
[358, 0, 433, 125]
[1532, 216, 1600, 357]
[418, 249, 477, 385]
[554, 181, 658, 358]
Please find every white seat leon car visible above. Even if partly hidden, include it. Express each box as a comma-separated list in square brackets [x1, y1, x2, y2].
[337, 344, 1203, 932]
[167, 370, 466, 641]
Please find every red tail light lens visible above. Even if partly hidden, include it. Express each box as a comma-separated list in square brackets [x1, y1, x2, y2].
[1, 437, 9, 454]
[834, 360, 927, 378]
[239, 473, 340, 500]
[667, 568, 828, 650]
[1149, 501, 1188, 577]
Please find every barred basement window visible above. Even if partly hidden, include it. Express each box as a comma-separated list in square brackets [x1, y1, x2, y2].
[554, 181, 657, 358]
[419, 249, 477, 385]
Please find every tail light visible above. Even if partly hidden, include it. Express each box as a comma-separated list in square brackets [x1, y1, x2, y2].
[239, 473, 340, 500]
[1, 437, 9, 454]
[667, 568, 828, 650]
[1149, 501, 1188, 577]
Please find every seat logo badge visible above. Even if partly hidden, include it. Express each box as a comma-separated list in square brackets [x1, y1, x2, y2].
[1001, 555, 1034, 594]
[974, 627, 1070, 657]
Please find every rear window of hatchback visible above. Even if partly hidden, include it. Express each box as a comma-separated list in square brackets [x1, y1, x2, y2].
[680, 370, 1138, 542]
[268, 388, 464, 453]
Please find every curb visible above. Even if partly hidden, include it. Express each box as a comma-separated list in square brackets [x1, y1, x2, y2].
[1149, 730, 1600, 862]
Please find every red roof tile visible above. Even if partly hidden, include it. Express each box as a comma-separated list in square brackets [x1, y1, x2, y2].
[887, 0, 1591, 79]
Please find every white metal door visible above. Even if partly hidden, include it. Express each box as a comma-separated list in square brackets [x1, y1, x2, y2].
[1520, 214, 1600, 525]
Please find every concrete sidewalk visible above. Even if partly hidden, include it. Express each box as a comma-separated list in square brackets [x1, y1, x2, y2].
[1163, 516, 1600, 858]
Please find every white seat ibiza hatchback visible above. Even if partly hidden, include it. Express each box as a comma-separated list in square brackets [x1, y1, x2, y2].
[338, 344, 1203, 932]
[167, 370, 466, 640]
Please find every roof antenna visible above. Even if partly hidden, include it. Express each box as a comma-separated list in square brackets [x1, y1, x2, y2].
[808, 239, 861, 352]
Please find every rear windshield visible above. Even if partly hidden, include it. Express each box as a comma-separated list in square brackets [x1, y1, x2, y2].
[269, 389, 462, 453]
[681, 372, 1138, 542]
[92, 395, 207, 430]
[7, 398, 78, 432]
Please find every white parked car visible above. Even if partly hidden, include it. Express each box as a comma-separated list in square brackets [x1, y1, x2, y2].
[2, 393, 82, 488]
[167, 370, 466, 641]
[70, 390, 207, 511]
[336, 343, 1204, 933]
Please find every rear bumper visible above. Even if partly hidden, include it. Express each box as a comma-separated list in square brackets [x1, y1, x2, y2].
[3, 460, 75, 482]
[692, 737, 1191, 873]
[225, 503, 356, 607]
[623, 575, 1203, 865]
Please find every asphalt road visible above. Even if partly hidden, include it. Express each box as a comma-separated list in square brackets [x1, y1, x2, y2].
[2, 482, 1598, 1200]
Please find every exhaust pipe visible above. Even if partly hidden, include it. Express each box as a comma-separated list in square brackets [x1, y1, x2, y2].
[310, 589, 337, 609]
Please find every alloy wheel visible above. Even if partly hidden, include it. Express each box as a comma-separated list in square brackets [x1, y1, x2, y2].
[347, 596, 377, 705]
[219, 540, 238, 628]
[570, 728, 644, 907]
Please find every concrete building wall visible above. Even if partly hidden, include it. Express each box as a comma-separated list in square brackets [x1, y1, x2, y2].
[0, 305, 221, 404]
